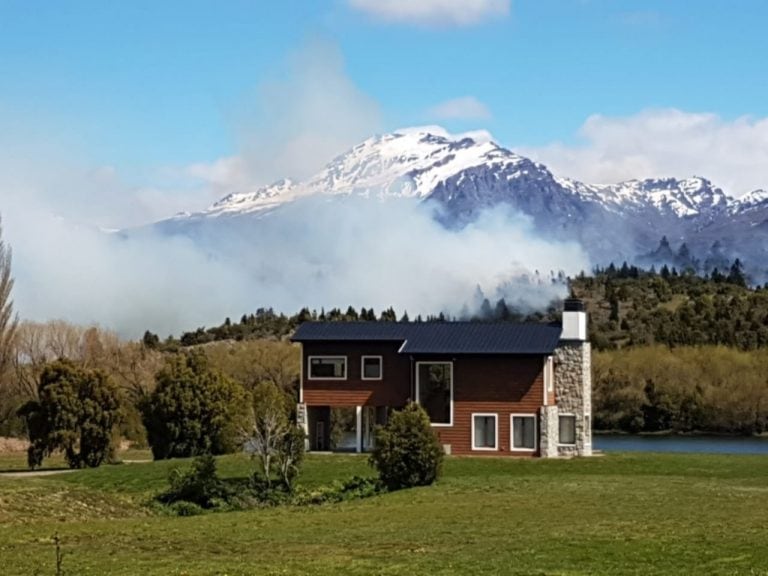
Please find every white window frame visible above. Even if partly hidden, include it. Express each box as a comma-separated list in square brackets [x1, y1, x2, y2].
[471, 413, 498, 451]
[415, 361, 454, 427]
[307, 356, 348, 381]
[510, 413, 537, 452]
[360, 355, 383, 381]
[558, 414, 577, 446]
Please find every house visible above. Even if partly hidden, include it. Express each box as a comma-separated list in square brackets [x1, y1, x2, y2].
[290, 299, 592, 458]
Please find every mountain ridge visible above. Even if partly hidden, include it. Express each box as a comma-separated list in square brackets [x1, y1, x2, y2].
[159, 126, 768, 273]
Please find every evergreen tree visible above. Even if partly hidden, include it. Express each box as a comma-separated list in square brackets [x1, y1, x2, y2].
[142, 351, 248, 460]
[727, 259, 747, 287]
[344, 306, 359, 321]
[142, 330, 160, 350]
[380, 307, 397, 322]
[19, 359, 122, 469]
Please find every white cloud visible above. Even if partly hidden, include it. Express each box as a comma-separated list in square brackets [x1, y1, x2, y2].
[348, 0, 510, 26]
[428, 96, 492, 120]
[189, 40, 381, 196]
[519, 108, 768, 196]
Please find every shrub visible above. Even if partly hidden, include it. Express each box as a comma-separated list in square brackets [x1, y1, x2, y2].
[159, 454, 228, 510]
[166, 500, 205, 517]
[142, 351, 249, 459]
[294, 475, 381, 506]
[369, 402, 444, 491]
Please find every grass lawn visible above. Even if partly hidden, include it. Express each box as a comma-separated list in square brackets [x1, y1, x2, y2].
[1, 453, 768, 575]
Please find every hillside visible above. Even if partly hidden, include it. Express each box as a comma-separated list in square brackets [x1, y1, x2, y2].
[161, 262, 767, 353]
[572, 262, 767, 350]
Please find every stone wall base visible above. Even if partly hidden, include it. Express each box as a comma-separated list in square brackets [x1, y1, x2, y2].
[539, 405, 560, 458]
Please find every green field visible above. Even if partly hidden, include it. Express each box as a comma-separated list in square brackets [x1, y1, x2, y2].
[1, 452, 767, 575]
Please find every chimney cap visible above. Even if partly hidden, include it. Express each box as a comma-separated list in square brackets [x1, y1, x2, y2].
[564, 298, 585, 312]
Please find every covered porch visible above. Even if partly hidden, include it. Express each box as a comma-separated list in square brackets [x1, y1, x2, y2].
[300, 405, 390, 453]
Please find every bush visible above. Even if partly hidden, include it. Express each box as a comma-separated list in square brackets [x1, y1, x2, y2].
[166, 501, 205, 517]
[159, 454, 229, 510]
[369, 402, 444, 491]
[142, 351, 249, 459]
[294, 475, 381, 506]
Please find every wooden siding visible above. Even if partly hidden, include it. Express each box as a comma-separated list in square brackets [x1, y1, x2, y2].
[302, 341, 411, 407]
[417, 355, 545, 456]
[301, 344, 547, 457]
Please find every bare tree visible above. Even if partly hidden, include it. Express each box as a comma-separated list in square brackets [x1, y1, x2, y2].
[0, 218, 19, 429]
[206, 340, 299, 393]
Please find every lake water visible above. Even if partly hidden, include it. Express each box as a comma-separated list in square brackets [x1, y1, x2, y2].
[594, 434, 768, 455]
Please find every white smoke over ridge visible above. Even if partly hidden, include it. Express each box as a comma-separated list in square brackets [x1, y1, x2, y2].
[0, 39, 588, 337]
[217, 196, 588, 314]
[5, 194, 589, 338]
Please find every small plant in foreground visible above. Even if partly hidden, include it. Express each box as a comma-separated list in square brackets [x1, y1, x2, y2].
[159, 454, 229, 510]
[369, 402, 444, 491]
[293, 475, 382, 506]
[54, 533, 64, 576]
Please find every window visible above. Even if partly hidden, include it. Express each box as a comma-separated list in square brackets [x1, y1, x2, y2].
[416, 362, 453, 426]
[472, 414, 498, 450]
[308, 356, 347, 380]
[361, 356, 382, 380]
[559, 415, 576, 445]
[511, 414, 537, 451]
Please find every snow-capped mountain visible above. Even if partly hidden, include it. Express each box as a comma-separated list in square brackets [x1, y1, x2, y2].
[200, 127, 527, 217]
[157, 126, 768, 268]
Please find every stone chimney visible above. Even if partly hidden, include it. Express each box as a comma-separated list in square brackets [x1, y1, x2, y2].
[541, 298, 593, 457]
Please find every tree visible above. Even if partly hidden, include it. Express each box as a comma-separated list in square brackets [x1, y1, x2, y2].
[19, 359, 122, 469]
[142, 351, 248, 459]
[6, 321, 162, 443]
[727, 258, 747, 287]
[243, 381, 304, 493]
[380, 307, 397, 322]
[369, 402, 444, 491]
[609, 295, 620, 323]
[142, 330, 160, 350]
[204, 340, 299, 395]
[0, 219, 19, 431]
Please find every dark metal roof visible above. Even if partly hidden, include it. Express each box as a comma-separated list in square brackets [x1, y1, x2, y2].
[291, 322, 562, 355]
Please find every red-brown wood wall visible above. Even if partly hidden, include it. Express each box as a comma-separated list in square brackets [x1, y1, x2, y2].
[300, 343, 546, 456]
[301, 341, 411, 407]
[432, 355, 544, 456]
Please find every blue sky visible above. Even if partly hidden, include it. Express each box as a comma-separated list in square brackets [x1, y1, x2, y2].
[4, 0, 768, 333]
[2, 0, 768, 224]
